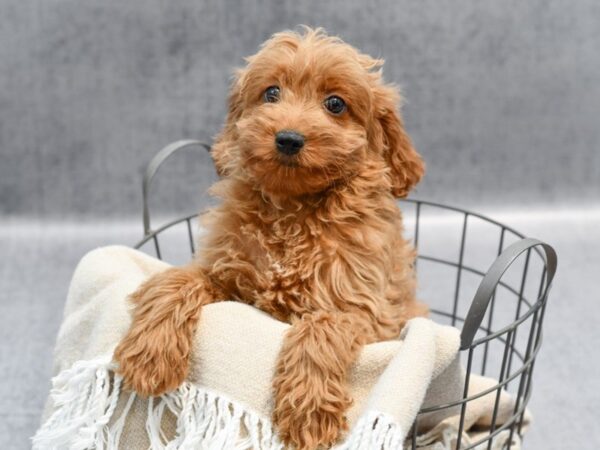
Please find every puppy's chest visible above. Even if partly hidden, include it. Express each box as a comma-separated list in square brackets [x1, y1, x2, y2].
[241, 220, 329, 279]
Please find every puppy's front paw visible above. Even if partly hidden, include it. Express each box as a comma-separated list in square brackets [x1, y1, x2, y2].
[114, 322, 188, 397]
[273, 372, 351, 450]
[114, 268, 201, 397]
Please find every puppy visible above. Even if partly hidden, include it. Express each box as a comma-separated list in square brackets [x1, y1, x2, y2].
[115, 27, 427, 449]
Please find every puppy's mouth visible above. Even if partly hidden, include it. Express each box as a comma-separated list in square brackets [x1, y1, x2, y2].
[277, 154, 300, 168]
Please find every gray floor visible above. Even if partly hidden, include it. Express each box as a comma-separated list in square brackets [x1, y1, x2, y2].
[1, 205, 599, 450]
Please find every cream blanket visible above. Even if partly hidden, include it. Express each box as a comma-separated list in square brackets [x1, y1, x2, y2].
[34, 246, 529, 449]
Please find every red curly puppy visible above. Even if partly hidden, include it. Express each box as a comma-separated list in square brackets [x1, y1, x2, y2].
[115, 27, 427, 449]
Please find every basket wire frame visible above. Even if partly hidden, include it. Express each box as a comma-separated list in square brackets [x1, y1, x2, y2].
[134, 141, 557, 450]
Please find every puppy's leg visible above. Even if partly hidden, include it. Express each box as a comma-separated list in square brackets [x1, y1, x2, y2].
[114, 265, 221, 397]
[273, 312, 367, 450]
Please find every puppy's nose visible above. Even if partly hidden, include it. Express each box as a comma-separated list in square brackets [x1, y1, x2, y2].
[275, 130, 304, 156]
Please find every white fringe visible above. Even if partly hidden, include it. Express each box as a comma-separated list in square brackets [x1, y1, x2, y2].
[33, 356, 122, 450]
[33, 357, 403, 450]
[32, 356, 283, 450]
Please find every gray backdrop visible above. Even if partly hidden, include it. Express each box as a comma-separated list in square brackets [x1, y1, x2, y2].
[2, 0, 599, 218]
[1, 1, 599, 449]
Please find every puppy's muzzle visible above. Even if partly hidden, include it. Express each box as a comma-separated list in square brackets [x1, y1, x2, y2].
[275, 130, 304, 156]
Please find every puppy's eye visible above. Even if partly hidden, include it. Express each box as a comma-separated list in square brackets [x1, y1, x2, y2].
[324, 95, 346, 115]
[264, 86, 281, 103]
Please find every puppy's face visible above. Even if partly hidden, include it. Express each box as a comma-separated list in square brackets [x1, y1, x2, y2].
[213, 28, 424, 198]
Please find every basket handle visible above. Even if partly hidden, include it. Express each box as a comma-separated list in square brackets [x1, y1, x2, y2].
[460, 238, 557, 350]
[142, 140, 211, 236]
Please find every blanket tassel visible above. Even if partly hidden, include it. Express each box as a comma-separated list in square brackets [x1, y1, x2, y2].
[32, 357, 285, 450]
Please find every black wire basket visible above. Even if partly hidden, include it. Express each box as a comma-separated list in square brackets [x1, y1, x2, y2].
[134, 141, 557, 450]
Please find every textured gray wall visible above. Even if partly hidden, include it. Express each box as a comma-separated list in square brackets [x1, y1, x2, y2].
[1, 0, 599, 219]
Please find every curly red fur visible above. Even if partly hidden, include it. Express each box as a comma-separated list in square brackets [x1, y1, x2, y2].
[115, 27, 427, 449]
[113, 266, 222, 396]
[273, 312, 369, 448]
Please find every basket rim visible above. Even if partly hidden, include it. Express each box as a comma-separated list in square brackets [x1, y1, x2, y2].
[134, 198, 528, 249]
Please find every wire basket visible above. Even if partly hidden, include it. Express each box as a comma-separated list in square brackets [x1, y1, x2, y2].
[134, 141, 557, 450]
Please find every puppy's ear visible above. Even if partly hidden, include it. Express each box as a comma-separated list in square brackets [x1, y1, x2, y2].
[212, 71, 245, 177]
[373, 85, 425, 198]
